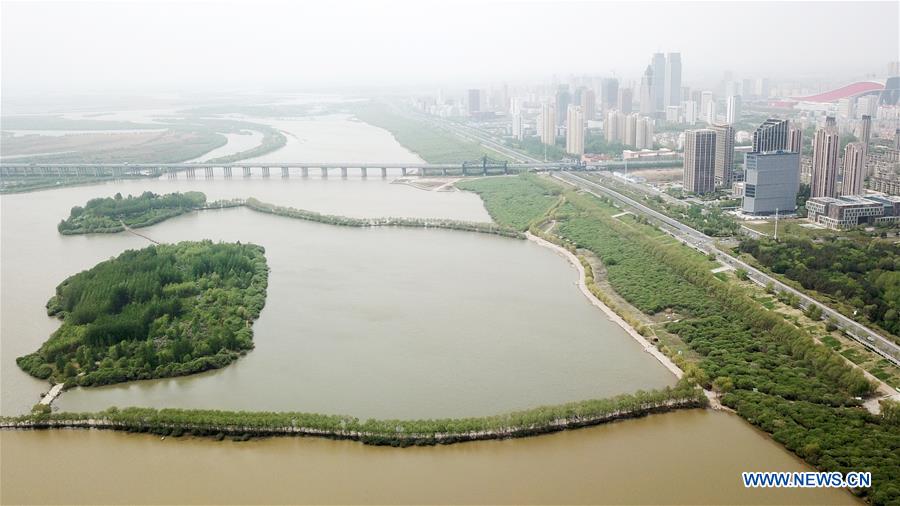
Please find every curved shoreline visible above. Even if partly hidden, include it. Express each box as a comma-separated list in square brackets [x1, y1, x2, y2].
[526, 232, 725, 410]
[526, 232, 683, 378]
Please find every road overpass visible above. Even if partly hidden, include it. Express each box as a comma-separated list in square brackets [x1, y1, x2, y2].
[555, 171, 900, 368]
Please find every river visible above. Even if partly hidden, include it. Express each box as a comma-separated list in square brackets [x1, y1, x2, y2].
[0, 410, 855, 505]
[0, 105, 858, 504]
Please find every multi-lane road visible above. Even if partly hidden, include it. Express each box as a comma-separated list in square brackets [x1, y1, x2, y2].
[554, 171, 900, 368]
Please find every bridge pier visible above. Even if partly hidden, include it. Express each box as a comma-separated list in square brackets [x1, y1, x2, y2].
[442, 168, 448, 176]
[186, 168, 196, 178]
[282, 167, 289, 178]
[321, 167, 328, 178]
[301, 167, 309, 177]
[205, 167, 214, 178]
[224, 167, 232, 178]
[401, 167, 407, 176]
[167, 168, 177, 179]
[360, 167, 367, 178]
[340, 167, 347, 178]
[381, 167, 387, 178]
[243, 167, 251, 178]
[262, 167, 270, 178]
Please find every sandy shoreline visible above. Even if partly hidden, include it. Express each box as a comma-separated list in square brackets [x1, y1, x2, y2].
[526, 232, 685, 379]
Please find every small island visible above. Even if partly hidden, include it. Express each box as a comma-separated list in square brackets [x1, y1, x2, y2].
[17, 241, 268, 387]
[58, 191, 207, 234]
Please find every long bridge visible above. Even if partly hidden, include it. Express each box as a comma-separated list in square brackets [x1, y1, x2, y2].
[1, 159, 545, 179]
[0, 158, 680, 179]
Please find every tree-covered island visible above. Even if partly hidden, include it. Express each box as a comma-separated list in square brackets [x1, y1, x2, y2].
[17, 241, 268, 386]
[58, 191, 207, 234]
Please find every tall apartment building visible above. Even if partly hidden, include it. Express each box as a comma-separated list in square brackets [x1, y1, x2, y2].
[467, 89, 481, 115]
[606, 110, 622, 144]
[710, 124, 735, 187]
[683, 129, 717, 194]
[752, 118, 789, 152]
[540, 102, 556, 146]
[811, 117, 840, 198]
[788, 125, 803, 153]
[555, 86, 570, 125]
[511, 112, 524, 141]
[635, 116, 654, 149]
[700, 91, 713, 121]
[617, 88, 633, 114]
[726, 95, 741, 125]
[841, 142, 865, 196]
[601, 78, 618, 112]
[580, 88, 596, 121]
[624, 113, 638, 146]
[859, 114, 872, 176]
[684, 100, 697, 125]
[566, 105, 585, 156]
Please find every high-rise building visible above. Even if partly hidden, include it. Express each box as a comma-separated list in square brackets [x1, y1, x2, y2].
[666, 106, 681, 123]
[566, 105, 585, 156]
[752, 118, 789, 153]
[511, 112, 524, 141]
[684, 101, 697, 125]
[742, 151, 801, 214]
[635, 116, 654, 149]
[700, 91, 713, 120]
[683, 129, 717, 194]
[467, 89, 481, 115]
[624, 113, 638, 146]
[540, 102, 556, 146]
[580, 88, 596, 121]
[601, 78, 619, 112]
[556, 86, 571, 125]
[618, 88, 633, 114]
[711, 124, 735, 187]
[895, 129, 900, 150]
[652, 53, 667, 113]
[837, 98, 855, 120]
[726, 95, 741, 125]
[788, 125, 803, 154]
[860, 115, 872, 155]
[841, 142, 865, 196]
[705, 101, 717, 124]
[811, 117, 840, 198]
[606, 110, 622, 144]
[639, 66, 654, 115]
[664, 52, 682, 108]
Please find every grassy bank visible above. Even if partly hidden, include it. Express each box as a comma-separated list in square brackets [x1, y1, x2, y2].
[351, 101, 498, 163]
[457, 174, 900, 505]
[2, 380, 705, 446]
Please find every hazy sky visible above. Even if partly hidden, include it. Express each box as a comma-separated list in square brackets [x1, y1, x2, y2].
[2, 0, 898, 95]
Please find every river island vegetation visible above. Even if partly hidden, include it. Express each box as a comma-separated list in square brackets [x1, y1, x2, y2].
[3, 379, 705, 445]
[16, 241, 268, 387]
[457, 174, 899, 505]
[58, 191, 207, 234]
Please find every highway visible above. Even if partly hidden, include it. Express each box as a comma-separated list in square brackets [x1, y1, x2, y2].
[554, 171, 900, 367]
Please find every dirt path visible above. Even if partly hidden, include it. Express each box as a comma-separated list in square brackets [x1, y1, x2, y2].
[526, 232, 727, 411]
[120, 220, 160, 244]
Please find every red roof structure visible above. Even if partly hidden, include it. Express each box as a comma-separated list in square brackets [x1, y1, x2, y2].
[793, 81, 884, 103]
